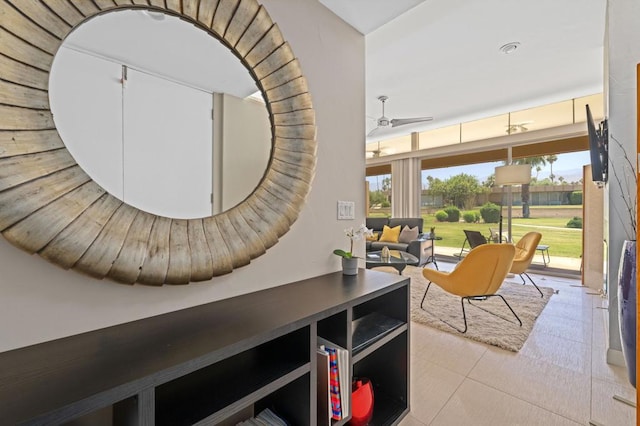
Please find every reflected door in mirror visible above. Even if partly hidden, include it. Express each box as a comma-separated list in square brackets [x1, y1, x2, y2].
[51, 47, 213, 219]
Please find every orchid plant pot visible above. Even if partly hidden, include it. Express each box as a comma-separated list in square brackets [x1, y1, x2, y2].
[342, 257, 358, 275]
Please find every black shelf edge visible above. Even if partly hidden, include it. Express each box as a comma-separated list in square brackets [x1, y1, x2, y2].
[352, 325, 407, 364]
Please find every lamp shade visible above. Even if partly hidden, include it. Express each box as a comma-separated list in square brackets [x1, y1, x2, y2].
[495, 164, 532, 185]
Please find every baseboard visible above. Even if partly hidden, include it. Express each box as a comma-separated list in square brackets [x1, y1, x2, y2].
[600, 298, 626, 368]
[606, 348, 626, 367]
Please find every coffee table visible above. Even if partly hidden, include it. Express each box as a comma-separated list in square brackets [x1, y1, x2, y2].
[365, 250, 419, 275]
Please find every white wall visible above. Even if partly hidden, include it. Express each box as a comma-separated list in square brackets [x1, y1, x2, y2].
[605, 0, 639, 361]
[0, 0, 365, 353]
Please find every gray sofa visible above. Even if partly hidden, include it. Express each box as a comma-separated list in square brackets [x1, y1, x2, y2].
[365, 217, 433, 266]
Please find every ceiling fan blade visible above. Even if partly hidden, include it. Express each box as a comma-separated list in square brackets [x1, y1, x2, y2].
[390, 117, 433, 127]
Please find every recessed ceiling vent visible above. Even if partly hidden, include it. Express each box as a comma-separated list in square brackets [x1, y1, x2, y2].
[499, 42, 521, 54]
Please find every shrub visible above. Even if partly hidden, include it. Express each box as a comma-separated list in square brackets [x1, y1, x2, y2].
[566, 216, 583, 228]
[463, 211, 478, 223]
[479, 202, 501, 223]
[435, 210, 448, 222]
[443, 206, 461, 222]
[381, 200, 390, 208]
[569, 191, 583, 205]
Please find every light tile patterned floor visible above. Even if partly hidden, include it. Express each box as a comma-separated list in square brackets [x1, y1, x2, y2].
[401, 262, 637, 426]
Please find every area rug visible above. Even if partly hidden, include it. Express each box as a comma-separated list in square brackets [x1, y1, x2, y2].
[404, 266, 555, 352]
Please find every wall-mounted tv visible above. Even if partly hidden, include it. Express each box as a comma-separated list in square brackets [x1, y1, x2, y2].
[586, 104, 608, 183]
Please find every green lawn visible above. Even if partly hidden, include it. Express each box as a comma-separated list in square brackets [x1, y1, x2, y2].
[369, 211, 582, 258]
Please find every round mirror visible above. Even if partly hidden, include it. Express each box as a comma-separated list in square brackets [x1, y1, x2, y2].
[49, 9, 271, 219]
[0, 1, 316, 285]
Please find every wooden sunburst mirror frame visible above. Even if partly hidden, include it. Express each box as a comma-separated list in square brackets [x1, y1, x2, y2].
[0, 0, 316, 285]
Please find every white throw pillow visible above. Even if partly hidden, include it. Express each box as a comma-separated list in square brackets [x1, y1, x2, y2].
[398, 225, 419, 243]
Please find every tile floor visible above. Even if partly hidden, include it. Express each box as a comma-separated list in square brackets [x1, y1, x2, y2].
[400, 262, 637, 426]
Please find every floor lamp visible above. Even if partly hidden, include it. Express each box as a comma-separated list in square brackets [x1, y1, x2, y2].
[494, 164, 531, 242]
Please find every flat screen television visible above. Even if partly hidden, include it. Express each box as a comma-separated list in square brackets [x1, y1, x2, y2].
[586, 104, 608, 183]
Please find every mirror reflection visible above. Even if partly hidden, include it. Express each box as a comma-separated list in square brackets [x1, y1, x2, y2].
[49, 9, 271, 219]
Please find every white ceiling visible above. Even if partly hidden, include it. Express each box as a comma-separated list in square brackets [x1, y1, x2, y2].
[64, 2, 607, 146]
[320, 0, 606, 143]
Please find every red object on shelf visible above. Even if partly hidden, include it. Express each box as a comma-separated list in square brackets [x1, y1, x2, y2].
[349, 378, 374, 426]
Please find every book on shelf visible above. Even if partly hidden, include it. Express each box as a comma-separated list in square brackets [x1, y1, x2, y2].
[327, 347, 341, 420]
[317, 337, 350, 421]
[337, 345, 349, 417]
[237, 408, 287, 426]
[352, 311, 404, 353]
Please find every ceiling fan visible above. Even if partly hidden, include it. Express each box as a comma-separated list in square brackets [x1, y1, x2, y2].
[367, 95, 433, 136]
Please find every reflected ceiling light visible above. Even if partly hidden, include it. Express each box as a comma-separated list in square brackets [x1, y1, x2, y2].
[499, 41, 521, 54]
[143, 10, 166, 21]
[366, 142, 395, 159]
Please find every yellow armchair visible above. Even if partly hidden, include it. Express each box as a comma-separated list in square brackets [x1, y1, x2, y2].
[510, 232, 543, 297]
[421, 243, 520, 333]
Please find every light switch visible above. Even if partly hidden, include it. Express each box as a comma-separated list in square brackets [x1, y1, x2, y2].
[337, 201, 355, 220]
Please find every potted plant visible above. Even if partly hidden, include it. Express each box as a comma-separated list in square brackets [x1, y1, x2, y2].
[334, 225, 371, 275]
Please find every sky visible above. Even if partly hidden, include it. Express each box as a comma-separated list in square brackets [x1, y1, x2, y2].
[367, 151, 591, 191]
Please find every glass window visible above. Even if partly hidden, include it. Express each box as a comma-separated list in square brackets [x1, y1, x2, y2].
[366, 135, 412, 158]
[418, 124, 460, 149]
[460, 114, 509, 143]
[575, 93, 604, 122]
[510, 100, 573, 133]
[366, 174, 391, 216]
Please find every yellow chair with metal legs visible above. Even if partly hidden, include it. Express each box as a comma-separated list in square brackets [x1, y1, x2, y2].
[510, 232, 543, 297]
[421, 243, 520, 333]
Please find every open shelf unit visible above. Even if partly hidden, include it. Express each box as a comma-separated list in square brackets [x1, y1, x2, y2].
[155, 327, 311, 426]
[0, 269, 409, 425]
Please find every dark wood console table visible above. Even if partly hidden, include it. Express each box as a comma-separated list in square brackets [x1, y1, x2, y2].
[0, 269, 410, 425]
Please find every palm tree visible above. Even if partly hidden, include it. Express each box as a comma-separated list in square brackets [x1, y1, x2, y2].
[514, 156, 547, 218]
[546, 154, 558, 184]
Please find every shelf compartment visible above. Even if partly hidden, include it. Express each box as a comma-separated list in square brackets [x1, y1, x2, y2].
[195, 366, 309, 425]
[352, 309, 405, 357]
[318, 310, 348, 349]
[53, 393, 141, 426]
[353, 285, 408, 325]
[254, 373, 311, 425]
[155, 326, 310, 426]
[352, 323, 406, 364]
[366, 388, 407, 426]
[352, 332, 408, 425]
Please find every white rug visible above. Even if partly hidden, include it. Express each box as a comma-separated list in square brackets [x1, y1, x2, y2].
[405, 266, 554, 352]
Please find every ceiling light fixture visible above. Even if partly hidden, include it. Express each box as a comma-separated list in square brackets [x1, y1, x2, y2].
[499, 42, 521, 54]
